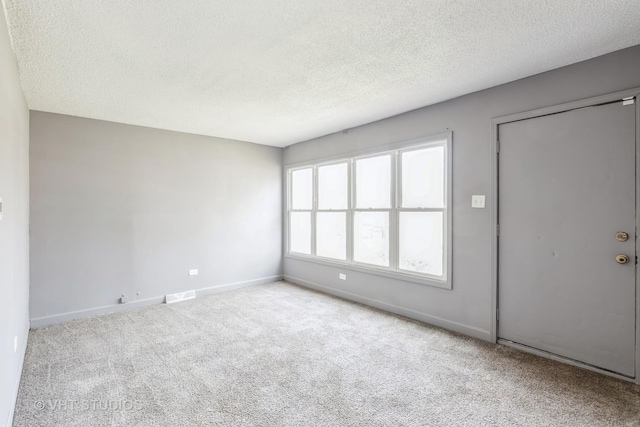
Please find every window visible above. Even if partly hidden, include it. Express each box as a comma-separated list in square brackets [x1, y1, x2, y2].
[286, 132, 451, 289]
[398, 146, 446, 276]
[316, 162, 348, 260]
[289, 168, 313, 255]
[353, 154, 391, 267]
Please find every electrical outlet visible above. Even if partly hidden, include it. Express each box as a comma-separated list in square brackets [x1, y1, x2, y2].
[14, 335, 17, 353]
[339, 273, 346, 280]
[471, 195, 486, 208]
[189, 269, 198, 276]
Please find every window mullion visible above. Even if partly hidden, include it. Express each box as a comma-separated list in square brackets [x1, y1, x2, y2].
[311, 167, 317, 256]
[350, 157, 355, 265]
[348, 159, 354, 264]
[391, 151, 399, 271]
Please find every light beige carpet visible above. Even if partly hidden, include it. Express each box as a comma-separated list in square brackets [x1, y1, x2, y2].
[13, 281, 640, 426]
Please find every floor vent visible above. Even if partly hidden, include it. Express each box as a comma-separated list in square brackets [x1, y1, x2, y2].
[165, 290, 196, 304]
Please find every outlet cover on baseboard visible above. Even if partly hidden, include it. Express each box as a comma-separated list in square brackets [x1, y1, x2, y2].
[166, 290, 196, 304]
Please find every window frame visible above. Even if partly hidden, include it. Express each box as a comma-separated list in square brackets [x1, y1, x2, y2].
[315, 159, 350, 261]
[352, 151, 394, 270]
[397, 144, 448, 277]
[288, 166, 314, 256]
[285, 131, 453, 289]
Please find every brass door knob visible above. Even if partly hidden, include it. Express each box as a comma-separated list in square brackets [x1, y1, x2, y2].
[616, 232, 629, 242]
[616, 254, 629, 264]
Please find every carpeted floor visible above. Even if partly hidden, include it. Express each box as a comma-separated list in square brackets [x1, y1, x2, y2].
[13, 281, 640, 426]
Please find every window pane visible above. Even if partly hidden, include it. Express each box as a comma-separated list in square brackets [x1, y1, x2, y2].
[318, 163, 348, 210]
[316, 212, 346, 260]
[399, 212, 443, 276]
[401, 146, 444, 208]
[355, 155, 391, 209]
[354, 211, 389, 267]
[291, 168, 313, 210]
[290, 212, 311, 254]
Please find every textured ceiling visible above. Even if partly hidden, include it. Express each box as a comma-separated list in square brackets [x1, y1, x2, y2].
[4, 1, 640, 147]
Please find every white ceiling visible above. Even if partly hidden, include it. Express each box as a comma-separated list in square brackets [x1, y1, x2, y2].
[3, 1, 640, 147]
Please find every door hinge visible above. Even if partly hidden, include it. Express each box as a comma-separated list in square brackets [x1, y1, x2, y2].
[623, 96, 635, 106]
[496, 140, 500, 153]
[496, 309, 500, 321]
[496, 224, 500, 236]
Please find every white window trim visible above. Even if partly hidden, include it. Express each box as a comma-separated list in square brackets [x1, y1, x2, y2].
[285, 131, 453, 290]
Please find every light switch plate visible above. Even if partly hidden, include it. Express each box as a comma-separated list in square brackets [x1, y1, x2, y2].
[189, 269, 198, 276]
[339, 273, 346, 280]
[471, 195, 486, 208]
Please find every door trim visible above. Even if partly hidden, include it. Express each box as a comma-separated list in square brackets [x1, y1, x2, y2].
[490, 87, 640, 384]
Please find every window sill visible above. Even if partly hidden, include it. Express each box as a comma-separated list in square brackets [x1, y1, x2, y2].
[284, 253, 451, 290]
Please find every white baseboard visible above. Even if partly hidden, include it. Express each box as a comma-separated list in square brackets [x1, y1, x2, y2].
[194, 275, 282, 298]
[30, 275, 283, 328]
[7, 324, 29, 427]
[284, 275, 491, 341]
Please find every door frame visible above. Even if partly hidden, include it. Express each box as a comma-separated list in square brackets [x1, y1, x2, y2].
[490, 87, 640, 384]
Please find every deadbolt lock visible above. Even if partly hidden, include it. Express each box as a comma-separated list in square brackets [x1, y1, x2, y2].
[615, 232, 629, 242]
[615, 254, 629, 264]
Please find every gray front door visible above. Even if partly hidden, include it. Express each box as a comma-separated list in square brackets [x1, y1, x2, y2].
[498, 100, 636, 377]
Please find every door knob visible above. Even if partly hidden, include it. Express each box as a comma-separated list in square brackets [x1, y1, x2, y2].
[615, 232, 629, 242]
[615, 254, 629, 264]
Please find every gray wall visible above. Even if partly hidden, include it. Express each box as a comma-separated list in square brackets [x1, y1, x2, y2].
[0, 5, 30, 427]
[30, 112, 283, 324]
[284, 44, 640, 340]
